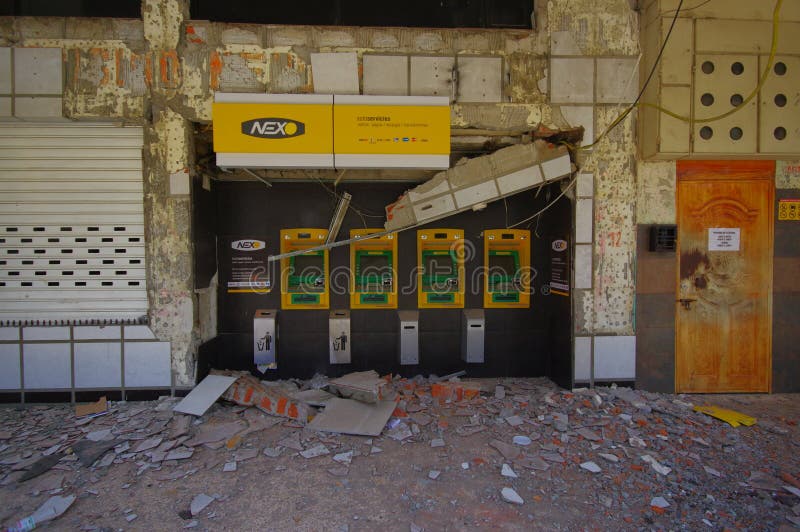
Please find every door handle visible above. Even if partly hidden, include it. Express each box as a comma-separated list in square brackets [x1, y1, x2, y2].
[677, 298, 697, 310]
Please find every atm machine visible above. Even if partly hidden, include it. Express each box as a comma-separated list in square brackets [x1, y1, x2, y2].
[417, 229, 465, 308]
[350, 229, 398, 309]
[483, 229, 531, 308]
[279, 228, 330, 309]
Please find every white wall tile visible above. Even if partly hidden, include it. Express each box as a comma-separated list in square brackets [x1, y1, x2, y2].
[410, 56, 455, 98]
[0, 96, 11, 117]
[456, 56, 503, 103]
[0, 48, 11, 94]
[576, 198, 593, 244]
[310, 52, 359, 94]
[574, 244, 593, 289]
[73, 326, 121, 340]
[123, 325, 157, 340]
[550, 57, 594, 104]
[363, 55, 408, 96]
[560, 106, 594, 147]
[0, 327, 20, 341]
[75, 343, 121, 388]
[0, 344, 21, 389]
[596, 58, 639, 104]
[14, 96, 63, 118]
[574, 336, 591, 381]
[593, 336, 636, 380]
[23, 326, 70, 341]
[14, 48, 63, 95]
[124, 341, 171, 387]
[576, 172, 594, 197]
[24, 343, 71, 389]
[550, 31, 583, 56]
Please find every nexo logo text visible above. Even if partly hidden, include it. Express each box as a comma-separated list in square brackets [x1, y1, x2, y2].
[241, 118, 305, 139]
[551, 239, 568, 252]
[231, 240, 265, 251]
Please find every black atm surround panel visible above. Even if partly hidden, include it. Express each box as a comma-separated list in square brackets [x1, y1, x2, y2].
[205, 181, 572, 380]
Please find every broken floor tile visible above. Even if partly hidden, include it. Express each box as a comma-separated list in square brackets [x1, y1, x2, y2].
[430, 438, 445, 448]
[190, 493, 214, 516]
[505, 415, 524, 427]
[501, 487, 524, 505]
[300, 444, 330, 459]
[386, 422, 413, 441]
[276, 433, 304, 451]
[641, 455, 671, 476]
[223, 462, 237, 472]
[165, 447, 194, 461]
[132, 437, 163, 453]
[233, 448, 259, 461]
[428, 470, 441, 480]
[580, 461, 601, 473]
[599, 453, 620, 463]
[501, 464, 518, 478]
[576, 428, 602, 442]
[333, 451, 354, 465]
[512, 436, 531, 446]
[263, 447, 283, 458]
[650, 496, 670, 509]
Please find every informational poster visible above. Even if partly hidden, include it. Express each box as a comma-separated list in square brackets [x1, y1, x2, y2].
[708, 228, 740, 251]
[221, 236, 271, 293]
[550, 238, 570, 296]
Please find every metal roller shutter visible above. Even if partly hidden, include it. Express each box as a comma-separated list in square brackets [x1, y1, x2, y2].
[0, 123, 148, 326]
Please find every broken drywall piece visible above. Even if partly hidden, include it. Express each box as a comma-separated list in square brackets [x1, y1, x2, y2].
[291, 388, 336, 407]
[173, 375, 238, 416]
[308, 398, 396, 437]
[75, 396, 108, 418]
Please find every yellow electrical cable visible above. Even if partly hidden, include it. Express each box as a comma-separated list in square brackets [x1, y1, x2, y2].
[560, 0, 783, 153]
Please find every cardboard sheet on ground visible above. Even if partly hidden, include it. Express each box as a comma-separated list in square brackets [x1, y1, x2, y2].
[308, 398, 396, 436]
[173, 375, 238, 416]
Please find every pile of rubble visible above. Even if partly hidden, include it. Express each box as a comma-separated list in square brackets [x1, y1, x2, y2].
[1, 372, 799, 530]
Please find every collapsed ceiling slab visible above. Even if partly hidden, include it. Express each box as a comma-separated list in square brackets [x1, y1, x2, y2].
[384, 140, 573, 232]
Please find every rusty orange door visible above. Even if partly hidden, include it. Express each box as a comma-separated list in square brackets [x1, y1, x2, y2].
[675, 161, 774, 393]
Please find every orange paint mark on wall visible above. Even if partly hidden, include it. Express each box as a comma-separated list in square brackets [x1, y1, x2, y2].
[209, 51, 222, 91]
[115, 49, 126, 87]
[160, 50, 180, 89]
[144, 54, 153, 87]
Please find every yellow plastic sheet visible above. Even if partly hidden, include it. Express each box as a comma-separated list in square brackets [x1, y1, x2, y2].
[693, 405, 757, 427]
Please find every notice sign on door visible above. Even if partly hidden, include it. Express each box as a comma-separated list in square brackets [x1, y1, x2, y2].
[708, 228, 740, 251]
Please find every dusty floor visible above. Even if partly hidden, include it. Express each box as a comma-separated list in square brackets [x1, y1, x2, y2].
[1, 378, 800, 531]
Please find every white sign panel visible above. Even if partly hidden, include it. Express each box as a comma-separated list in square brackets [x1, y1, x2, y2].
[708, 228, 740, 251]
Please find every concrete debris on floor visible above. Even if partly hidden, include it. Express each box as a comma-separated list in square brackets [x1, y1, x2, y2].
[0, 374, 799, 530]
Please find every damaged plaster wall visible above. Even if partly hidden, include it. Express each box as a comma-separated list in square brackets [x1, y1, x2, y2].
[547, 0, 640, 337]
[0, 0, 645, 384]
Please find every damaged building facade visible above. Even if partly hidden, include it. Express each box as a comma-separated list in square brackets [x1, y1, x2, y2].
[0, 0, 797, 400]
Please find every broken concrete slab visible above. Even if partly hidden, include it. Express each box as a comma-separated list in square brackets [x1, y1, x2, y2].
[18, 453, 64, 482]
[327, 371, 387, 404]
[219, 372, 313, 423]
[308, 398, 396, 437]
[184, 421, 246, 447]
[174, 375, 238, 416]
[72, 439, 120, 467]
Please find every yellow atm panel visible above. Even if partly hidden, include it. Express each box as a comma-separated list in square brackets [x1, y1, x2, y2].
[417, 229, 465, 309]
[280, 228, 329, 310]
[484, 229, 531, 308]
[350, 229, 398, 309]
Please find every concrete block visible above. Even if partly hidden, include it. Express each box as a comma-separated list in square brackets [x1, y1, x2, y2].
[594, 336, 636, 380]
[14, 97, 63, 118]
[456, 56, 502, 102]
[551, 30, 583, 56]
[218, 54, 264, 93]
[23, 326, 70, 341]
[550, 57, 594, 104]
[311, 52, 359, 95]
[24, 343, 71, 389]
[73, 326, 121, 341]
[124, 341, 171, 387]
[0, 97, 11, 117]
[576, 198, 593, 244]
[574, 336, 591, 381]
[410, 56, 455, 98]
[577, 172, 594, 197]
[560, 106, 594, 147]
[75, 343, 122, 388]
[170, 171, 191, 196]
[0, 48, 11, 94]
[363, 55, 408, 96]
[14, 48, 63, 95]
[0, 344, 21, 389]
[575, 244, 593, 289]
[596, 58, 638, 104]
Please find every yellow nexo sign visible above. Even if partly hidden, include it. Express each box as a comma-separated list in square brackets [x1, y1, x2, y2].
[212, 94, 450, 169]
